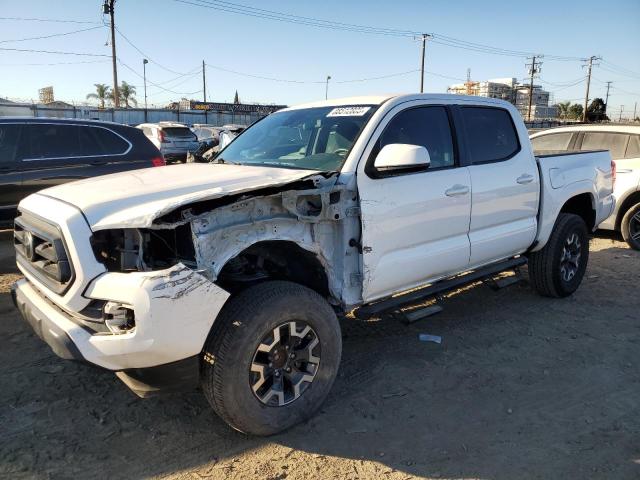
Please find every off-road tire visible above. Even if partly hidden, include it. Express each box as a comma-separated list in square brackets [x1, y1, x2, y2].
[528, 213, 589, 298]
[621, 202, 640, 251]
[200, 281, 341, 436]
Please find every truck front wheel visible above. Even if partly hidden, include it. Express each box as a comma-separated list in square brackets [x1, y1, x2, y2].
[200, 281, 342, 436]
[528, 213, 589, 298]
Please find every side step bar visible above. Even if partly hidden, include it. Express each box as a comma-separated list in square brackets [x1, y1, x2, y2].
[354, 256, 527, 319]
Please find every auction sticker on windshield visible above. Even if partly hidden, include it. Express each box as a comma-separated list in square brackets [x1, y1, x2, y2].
[326, 106, 371, 117]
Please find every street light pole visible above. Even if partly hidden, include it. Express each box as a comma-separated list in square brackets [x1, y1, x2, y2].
[143, 58, 148, 121]
[143, 59, 148, 109]
[325, 75, 331, 100]
[419, 34, 431, 93]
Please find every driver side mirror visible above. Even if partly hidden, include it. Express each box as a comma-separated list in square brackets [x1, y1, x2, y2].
[374, 143, 431, 171]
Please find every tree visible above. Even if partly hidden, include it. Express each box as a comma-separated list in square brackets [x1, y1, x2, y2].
[555, 101, 571, 120]
[568, 104, 584, 120]
[587, 98, 609, 122]
[118, 81, 137, 108]
[86, 83, 111, 109]
[233, 90, 240, 104]
[109, 81, 137, 108]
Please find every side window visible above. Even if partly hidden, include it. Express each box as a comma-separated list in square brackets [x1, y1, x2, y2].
[375, 106, 455, 170]
[0, 124, 21, 166]
[580, 132, 628, 160]
[24, 124, 82, 160]
[461, 107, 520, 163]
[90, 127, 129, 155]
[531, 132, 574, 152]
[626, 135, 640, 159]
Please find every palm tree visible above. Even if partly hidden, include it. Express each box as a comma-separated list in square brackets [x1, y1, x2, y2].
[86, 83, 111, 109]
[119, 81, 137, 108]
[555, 101, 571, 120]
[108, 81, 138, 108]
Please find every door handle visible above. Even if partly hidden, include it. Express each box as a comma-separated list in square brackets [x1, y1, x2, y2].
[445, 184, 470, 197]
[517, 174, 534, 184]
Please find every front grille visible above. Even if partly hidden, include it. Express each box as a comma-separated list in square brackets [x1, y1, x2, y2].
[14, 213, 74, 295]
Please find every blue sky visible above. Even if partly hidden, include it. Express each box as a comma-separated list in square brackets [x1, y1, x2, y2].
[1, 0, 639, 118]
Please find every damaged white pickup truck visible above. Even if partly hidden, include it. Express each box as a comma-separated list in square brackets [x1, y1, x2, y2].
[12, 94, 615, 435]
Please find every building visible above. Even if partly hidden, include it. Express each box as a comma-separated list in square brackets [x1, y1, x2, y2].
[38, 86, 54, 104]
[448, 77, 557, 119]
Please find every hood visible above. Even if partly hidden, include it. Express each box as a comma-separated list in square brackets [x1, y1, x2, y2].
[40, 163, 319, 230]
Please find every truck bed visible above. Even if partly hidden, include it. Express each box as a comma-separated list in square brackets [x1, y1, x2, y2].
[533, 149, 615, 250]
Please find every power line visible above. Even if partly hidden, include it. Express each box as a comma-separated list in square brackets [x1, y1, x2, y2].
[114, 26, 195, 76]
[0, 25, 103, 44]
[0, 16, 101, 24]
[0, 47, 109, 57]
[0, 60, 110, 66]
[172, 0, 585, 61]
[118, 60, 202, 96]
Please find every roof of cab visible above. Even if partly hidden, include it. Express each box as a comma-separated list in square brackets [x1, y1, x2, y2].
[281, 93, 515, 112]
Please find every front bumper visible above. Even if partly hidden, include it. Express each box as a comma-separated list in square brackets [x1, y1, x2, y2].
[12, 264, 230, 371]
[12, 280, 86, 363]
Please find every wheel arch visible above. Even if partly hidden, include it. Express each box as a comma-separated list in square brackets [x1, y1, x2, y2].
[216, 239, 334, 301]
[558, 192, 596, 231]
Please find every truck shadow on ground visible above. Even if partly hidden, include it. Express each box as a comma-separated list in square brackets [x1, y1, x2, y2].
[1, 245, 638, 479]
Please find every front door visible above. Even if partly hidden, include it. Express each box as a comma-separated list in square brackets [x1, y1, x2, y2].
[357, 103, 472, 302]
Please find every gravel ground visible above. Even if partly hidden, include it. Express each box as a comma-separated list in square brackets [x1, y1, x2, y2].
[1, 231, 638, 480]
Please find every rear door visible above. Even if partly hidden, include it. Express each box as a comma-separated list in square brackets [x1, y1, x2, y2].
[460, 106, 539, 266]
[0, 123, 23, 222]
[357, 101, 472, 301]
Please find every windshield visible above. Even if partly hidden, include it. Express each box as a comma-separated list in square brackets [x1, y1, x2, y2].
[217, 105, 376, 171]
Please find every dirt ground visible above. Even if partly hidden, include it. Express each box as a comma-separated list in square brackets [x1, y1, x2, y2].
[1, 230, 638, 480]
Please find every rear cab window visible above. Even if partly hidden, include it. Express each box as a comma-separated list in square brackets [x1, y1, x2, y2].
[460, 107, 520, 163]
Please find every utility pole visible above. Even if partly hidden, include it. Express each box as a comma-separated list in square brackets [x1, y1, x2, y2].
[634, 102, 638, 121]
[582, 55, 601, 123]
[202, 60, 207, 103]
[604, 81, 612, 116]
[619, 105, 624, 122]
[419, 33, 431, 93]
[104, 0, 119, 108]
[325, 75, 331, 100]
[526, 55, 542, 122]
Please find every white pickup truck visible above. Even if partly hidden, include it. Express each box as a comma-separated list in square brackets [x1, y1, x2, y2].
[11, 94, 615, 436]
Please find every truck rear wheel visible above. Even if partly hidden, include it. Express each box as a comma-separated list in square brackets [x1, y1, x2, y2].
[528, 213, 589, 298]
[621, 203, 640, 251]
[200, 281, 341, 436]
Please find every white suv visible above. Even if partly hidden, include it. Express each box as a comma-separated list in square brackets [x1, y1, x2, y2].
[531, 125, 640, 249]
[137, 122, 200, 163]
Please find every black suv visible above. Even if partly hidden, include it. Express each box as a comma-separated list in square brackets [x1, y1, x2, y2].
[0, 118, 165, 224]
